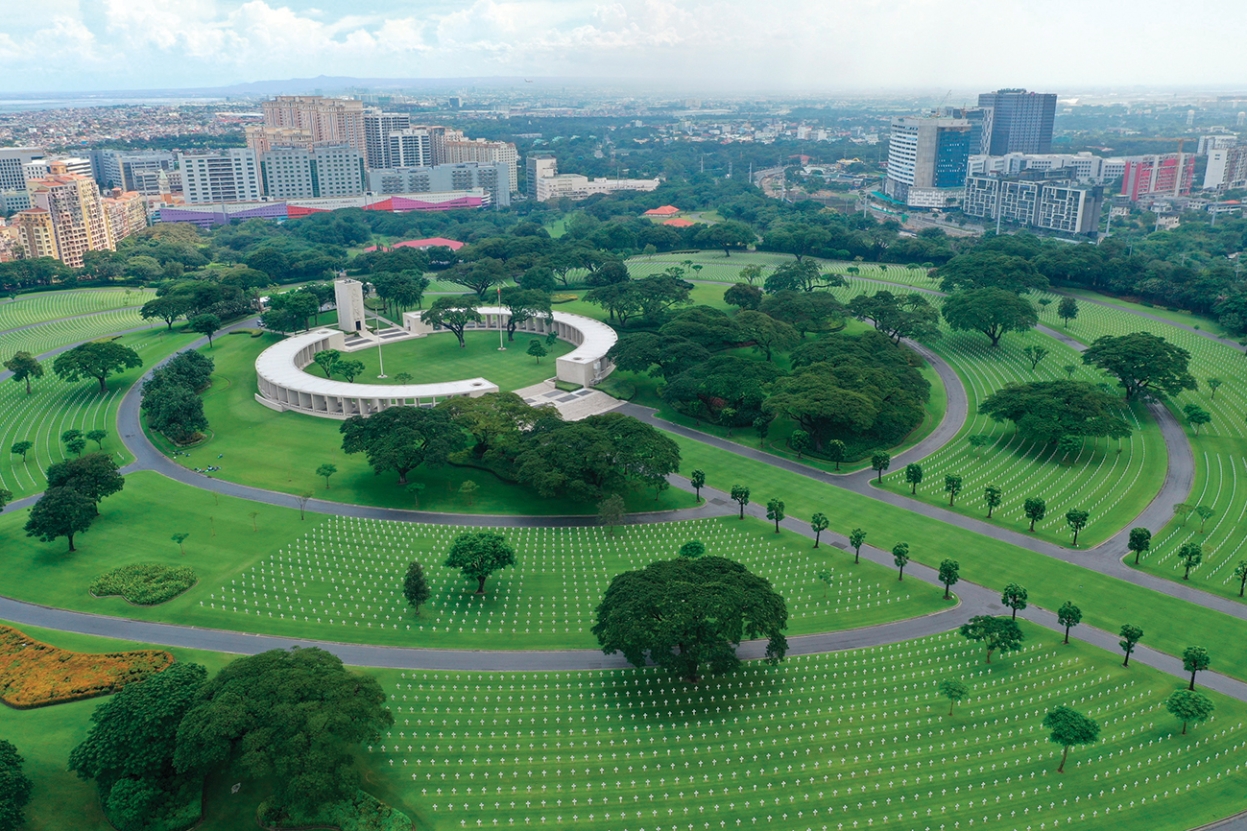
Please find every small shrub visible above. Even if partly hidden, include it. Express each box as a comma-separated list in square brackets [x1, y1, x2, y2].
[90, 563, 197, 605]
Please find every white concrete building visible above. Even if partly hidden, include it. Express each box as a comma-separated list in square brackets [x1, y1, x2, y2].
[178, 149, 262, 204]
[260, 145, 366, 199]
[334, 278, 368, 334]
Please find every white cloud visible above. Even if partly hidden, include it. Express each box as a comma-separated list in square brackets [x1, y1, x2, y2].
[0, 0, 1244, 91]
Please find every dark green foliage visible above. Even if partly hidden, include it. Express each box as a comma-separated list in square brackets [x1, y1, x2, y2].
[1001, 583, 1028, 619]
[422, 296, 483, 347]
[0, 740, 32, 831]
[189, 313, 221, 346]
[261, 290, 320, 333]
[46, 452, 125, 511]
[733, 310, 799, 361]
[340, 405, 465, 485]
[938, 559, 959, 599]
[513, 413, 680, 502]
[444, 532, 516, 594]
[1183, 646, 1211, 690]
[846, 291, 941, 344]
[1166, 689, 1214, 734]
[678, 540, 706, 559]
[3, 351, 43, 394]
[1081, 332, 1196, 400]
[758, 290, 844, 337]
[1119, 624, 1144, 666]
[499, 287, 553, 341]
[24, 486, 96, 551]
[980, 380, 1133, 444]
[724, 282, 762, 310]
[1127, 527, 1152, 564]
[1024, 497, 1047, 531]
[90, 564, 197, 605]
[592, 556, 788, 683]
[765, 498, 785, 533]
[938, 251, 1048, 294]
[173, 649, 392, 815]
[141, 351, 215, 444]
[959, 615, 1024, 663]
[403, 562, 431, 613]
[53, 341, 143, 393]
[662, 355, 782, 428]
[1043, 705, 1099, 772]
[659, 306, 741, 351]
[1057, 601, 1082, 644]
[941, 288, 1038, 347]
[608, 332, 711, 382]
[69, 662, 208, 831]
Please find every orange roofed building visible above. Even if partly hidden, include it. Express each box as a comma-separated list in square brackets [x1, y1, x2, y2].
[643, 205, 681, 217]
[662, 218, 696, 228]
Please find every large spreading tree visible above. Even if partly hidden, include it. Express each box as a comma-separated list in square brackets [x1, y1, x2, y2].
[1081, 332, 1197, 400]
[340, 405, 465, 484]
[422, 296, 483, 347]
[24, 486, 96, 551]
[3, 351, 43, 394]
[1043, 705, 1099, 773]
[592, 556, 788, 684]
[45, 452, 125, 513]
[0, 739, 32, 831]
[941, 288, 1038, 347]
[69, 662, 208, 831]
[959, 615, 1024, 663]
[53, 341, 143, 393]
[444, 531, 516, 594]
[980, 380, 1133, 444]
[173, 648, 392, 816]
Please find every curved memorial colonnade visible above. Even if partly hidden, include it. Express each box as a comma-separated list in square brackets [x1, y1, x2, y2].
[254, 306, 617, 419]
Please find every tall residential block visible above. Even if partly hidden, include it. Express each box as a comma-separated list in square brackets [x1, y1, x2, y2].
[526, 155, 557, 200]
[15, 208, 59, 260]
[260, 96, 367, 155]
[964, 173, 1103, 235]
[178, 149, 262, 204]
[443, 136, 519, 192]
[1120, 153, 1195, 201]
[260, 145, 367, 199]
[93, 150, 176, 194]
[1202, 145, 1247, 190]
[387, 129, 436, 168]
[25, 173, 114, 267]
[0, 146, 45, 191]
[977, 89, 1057, 155]
[363, 110, 411, 169]
[885, 116, 975, 208]
[102, 189, 149, 242]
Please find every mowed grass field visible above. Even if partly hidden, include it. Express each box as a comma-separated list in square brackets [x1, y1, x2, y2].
[0, 474, 945, 650]
[0, 287, 154, 330]
[368, 621, 1247, 831]
[0, 328, 201, 498]
[332, 329, 573, 390]
[146, 333, 692, 515]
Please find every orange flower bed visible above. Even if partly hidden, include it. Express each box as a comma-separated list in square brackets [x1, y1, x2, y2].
[0, 625, 174, 709]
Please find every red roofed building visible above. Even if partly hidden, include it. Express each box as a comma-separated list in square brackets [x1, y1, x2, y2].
[364, 236, 465, 253]
[662, 218, 696, 228]
[643, 205, 681, 216]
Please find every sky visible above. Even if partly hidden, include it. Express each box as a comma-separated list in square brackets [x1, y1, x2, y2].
[1, 0, 1245, 94]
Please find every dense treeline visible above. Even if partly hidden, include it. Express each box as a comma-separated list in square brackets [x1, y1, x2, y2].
[140, 350, 215, 444]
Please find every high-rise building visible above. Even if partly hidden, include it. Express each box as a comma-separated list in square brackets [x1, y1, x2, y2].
[102, 189, 149, 242]
[367, 162, 510, 207]
[1196, 134, 1237, 154]
[363, 110, 411, 169]
[25, 173, 114, 267]
[260, 145, 366, 199]
[443, 136, 519, 192]
[387, 129, 435, 169]
[93, 150, 176, 194]
[260, 96, 367, 155]
[963, 173, 1103, 235]
[885, 116, 975, 208]
[245, 125, 315, 156]
[178, 149, 262, 204]
[526, 155, 557, 200]
[15, 208, 58, 260]
[1120, 153, 1195, 201]
[977, 89, 1057, 155]
[1203, 145, 1247, 190]
[0, 146, 44, 192]
[23, 157, 93, 187]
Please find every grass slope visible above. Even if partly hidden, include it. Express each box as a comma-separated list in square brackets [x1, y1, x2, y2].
[0, 474, 943, 650]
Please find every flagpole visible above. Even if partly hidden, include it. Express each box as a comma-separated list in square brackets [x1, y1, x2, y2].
[497, 285, 506, 351]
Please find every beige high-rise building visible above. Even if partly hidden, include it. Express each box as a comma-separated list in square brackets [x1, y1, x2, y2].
[26, 173, 114, 267]
[260, 96, 367, 156]
[245, 125, 315, 156]
[15, 207, 60, 261]
[102, 189, 149, 243]
[442, 136, 519, 192]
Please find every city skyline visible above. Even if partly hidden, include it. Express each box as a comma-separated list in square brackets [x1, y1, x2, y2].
[3, 0, 1247, 93]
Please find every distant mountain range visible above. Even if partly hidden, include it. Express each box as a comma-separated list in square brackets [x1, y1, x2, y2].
[1, 76, 590, 100]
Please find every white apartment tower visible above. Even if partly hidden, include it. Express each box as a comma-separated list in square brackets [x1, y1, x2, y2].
[178, 149, 262, 204]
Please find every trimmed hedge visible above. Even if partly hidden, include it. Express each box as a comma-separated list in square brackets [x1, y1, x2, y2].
[0, 625, 173, 708]
[90, 563, 197, 605]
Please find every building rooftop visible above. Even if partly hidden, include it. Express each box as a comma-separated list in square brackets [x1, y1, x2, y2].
[363, 236, 465, 252]
[662, 218, 696, 228]
[643, 205, 681, 216]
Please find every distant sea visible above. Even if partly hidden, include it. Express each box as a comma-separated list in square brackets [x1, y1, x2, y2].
[0, 96, 227, 113]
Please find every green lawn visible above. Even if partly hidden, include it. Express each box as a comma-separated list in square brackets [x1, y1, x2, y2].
[671, 434, 1247, 683]
[0, 288, 154, 331]
[0, 328, 201, 498]
[147, 334, 691, 515]
[334, 329, 572, 390]
[0, 473, 944, 650]
[370, 620, 1247, 831]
